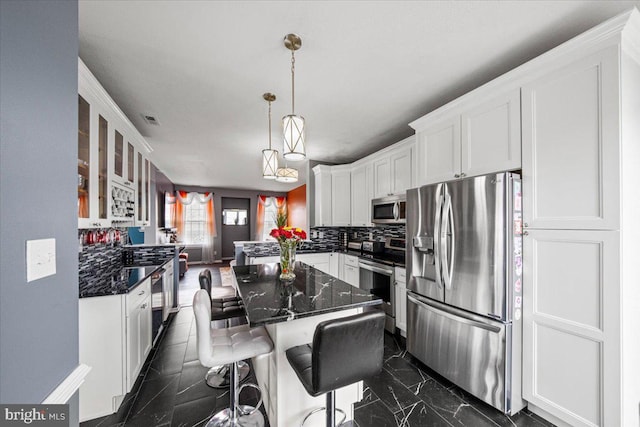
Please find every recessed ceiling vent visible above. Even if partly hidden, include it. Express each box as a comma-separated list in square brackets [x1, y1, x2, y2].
[141, 113, 160, 126]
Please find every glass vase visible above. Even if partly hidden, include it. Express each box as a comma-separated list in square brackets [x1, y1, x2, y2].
[279, 240, 297, 281]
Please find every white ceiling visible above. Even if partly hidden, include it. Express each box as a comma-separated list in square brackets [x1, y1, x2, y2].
[78, 0, 640, 191]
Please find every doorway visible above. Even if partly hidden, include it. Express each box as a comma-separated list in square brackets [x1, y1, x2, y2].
[221, 197, 250, 259]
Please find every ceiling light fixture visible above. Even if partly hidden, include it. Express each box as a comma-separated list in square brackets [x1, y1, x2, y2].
[262, 93, 278, 179]
[275, 166, 299, 183]
[282, 33, 306, 161]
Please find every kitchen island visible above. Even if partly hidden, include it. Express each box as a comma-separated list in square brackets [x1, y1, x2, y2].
[232, 262, 382, 427]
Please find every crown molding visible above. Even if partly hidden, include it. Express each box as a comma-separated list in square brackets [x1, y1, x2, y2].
[410, 8, 638, 131]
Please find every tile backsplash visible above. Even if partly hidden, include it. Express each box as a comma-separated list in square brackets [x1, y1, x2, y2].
[309, 224, 406, 247]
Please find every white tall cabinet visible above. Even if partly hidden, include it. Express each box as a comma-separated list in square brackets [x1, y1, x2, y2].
[520, 15, 640, 427]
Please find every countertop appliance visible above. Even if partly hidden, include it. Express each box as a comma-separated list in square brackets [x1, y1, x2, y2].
[371, 194, 406, 224]
[406, 172, 525, 415]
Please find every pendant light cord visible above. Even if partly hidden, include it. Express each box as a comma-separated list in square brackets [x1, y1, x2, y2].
[291, 50, 295, 114]
[268, 99, 272, 149]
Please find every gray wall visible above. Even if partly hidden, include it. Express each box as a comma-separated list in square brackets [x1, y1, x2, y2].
[0, 0, 80, 417]
[175, 185, 286, 261]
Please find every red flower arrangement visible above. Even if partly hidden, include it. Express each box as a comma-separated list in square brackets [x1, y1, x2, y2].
[269, 212, 307, 280]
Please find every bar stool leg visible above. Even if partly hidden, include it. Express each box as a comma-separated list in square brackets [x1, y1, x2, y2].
[205, 361, 265, 427]
[326, 391, 335, 427]
[205, 360, 250, 388]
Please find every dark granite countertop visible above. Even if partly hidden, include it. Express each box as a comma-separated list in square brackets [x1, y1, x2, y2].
[79, 261, 169, 298]
[232, 262, 382, 327]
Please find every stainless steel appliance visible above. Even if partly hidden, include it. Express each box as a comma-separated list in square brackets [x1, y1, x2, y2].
[406, 172, 525, 415]
[359, 258, 395, 332]
[371, 194, 406, 224]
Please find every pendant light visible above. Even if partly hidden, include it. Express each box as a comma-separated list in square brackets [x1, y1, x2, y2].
[261, 93, 278, 179]
[282, 33, 306, 161]
[275, 165, 299, 183]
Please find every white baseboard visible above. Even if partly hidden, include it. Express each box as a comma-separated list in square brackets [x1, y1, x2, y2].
[42, 364, 92, 404]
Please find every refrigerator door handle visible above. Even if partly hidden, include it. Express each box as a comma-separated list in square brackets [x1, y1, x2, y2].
[434, 188, 444, 289]
[441, 193, 453, 291]
[408, 293, 502, 333]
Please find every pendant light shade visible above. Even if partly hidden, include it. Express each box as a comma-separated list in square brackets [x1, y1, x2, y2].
[282, 114, 305, 161]
[275, 166, 299, 183]
[262, 93, 279, 179]
[262, 148, 278, 179]
[282, 34, 306, 161]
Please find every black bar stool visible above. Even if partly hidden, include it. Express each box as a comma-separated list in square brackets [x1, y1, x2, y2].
[199, 269, 250, 388]
[285, 310, 385, 426]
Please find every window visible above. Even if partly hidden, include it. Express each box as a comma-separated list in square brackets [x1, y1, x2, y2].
[261, 199, 279, 240]
[223, 209, 248, 225]
[184, 201, 207, 244]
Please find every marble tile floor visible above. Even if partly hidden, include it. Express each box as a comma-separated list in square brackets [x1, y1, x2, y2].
[81, 264, 555, 427]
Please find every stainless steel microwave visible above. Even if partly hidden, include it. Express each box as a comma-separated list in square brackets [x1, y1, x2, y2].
[371, 194, 406, 224]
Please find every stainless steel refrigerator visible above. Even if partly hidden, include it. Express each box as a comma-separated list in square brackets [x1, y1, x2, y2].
[406, 172, 526, 415]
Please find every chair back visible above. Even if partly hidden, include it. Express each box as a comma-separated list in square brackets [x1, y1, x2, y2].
[193, 289, 213, 365]
[312, 310, 385, 394]
[199, 269, 213, 297]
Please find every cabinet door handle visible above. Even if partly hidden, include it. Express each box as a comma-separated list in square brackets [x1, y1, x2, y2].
[138, 290, 145, 296]
[141, 303, 147, 309]
[460, 173, 466, 177]
[454, 174, 460, 178]
[523, 231, 529, 236]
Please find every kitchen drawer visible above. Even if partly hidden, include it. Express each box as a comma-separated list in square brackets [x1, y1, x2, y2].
[395, 267, 406, 282]
[127, 278, 151, 309]
[343, 254, 359, 268]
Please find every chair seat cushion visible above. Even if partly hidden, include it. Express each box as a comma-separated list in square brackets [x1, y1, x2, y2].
[199, 324, 273, 367]
[285, 344, 317, 396]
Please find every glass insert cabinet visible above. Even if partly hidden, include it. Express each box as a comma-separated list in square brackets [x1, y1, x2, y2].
[78, 59, 154, 228]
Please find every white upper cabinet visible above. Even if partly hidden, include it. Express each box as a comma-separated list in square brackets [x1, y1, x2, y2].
[78, 58, 153, 228]
[412, 89, 521, 186]
[373, 157, 391, 198]
[521, 46, 620, 231]
[350, 162, 373, 226]
[312, 165, 332, 227]
[461, 90, 521, 178]
[415, 117, 460, 186]
[331, 167, 351, 226]
[373, 136, 415, 198]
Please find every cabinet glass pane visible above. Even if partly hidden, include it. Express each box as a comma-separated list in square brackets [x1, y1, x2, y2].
[145, 159, 150, 221]
[78, 95, 90, 218]
[127, 143, 134, 182]
[98, 115, 108, 219]
[114, 131, 123, 177]
[138, 152, 143, 221]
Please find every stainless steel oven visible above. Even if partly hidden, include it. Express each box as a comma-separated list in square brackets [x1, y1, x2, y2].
[359, 259, 395, 332]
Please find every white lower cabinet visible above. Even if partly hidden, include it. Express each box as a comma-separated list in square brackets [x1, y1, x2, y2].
[298, 253, 331, 274]
[126, 281, 152, 391]
[162, 261, 174, 321]
[523, 229, 620, 427]
[341, 254, 359, 287]
[394, 267, 407, 335]
[79, 278, 152, 422]
[329, 252, 340, 277]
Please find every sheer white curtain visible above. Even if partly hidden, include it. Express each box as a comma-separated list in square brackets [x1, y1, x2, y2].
[256, 195, 286, 240]
[176, 191, 217, 263]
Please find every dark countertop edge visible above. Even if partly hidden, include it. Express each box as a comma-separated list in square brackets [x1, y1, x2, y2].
[247, 298, 384, 328]
[79, 259, 171, 299]
[243, 249, 406, 269]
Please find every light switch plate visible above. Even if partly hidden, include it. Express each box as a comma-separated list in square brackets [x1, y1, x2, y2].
[26, 238, 56, 282]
